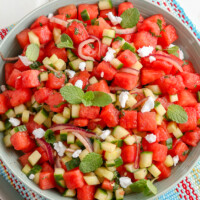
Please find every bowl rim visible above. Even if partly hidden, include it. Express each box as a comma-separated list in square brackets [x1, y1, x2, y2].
[0, 0, 200, 200]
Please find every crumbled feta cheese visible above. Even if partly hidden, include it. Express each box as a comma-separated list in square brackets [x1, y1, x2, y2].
[100, 129, 111, 140]
[65, 69, 76, 78]
[79, 62, 86, 71]
[103, 47, 116, 62]
[173, 155, 179, 166]
[100, 72, 104, 78]
[168, 44, 175, 48]
[48, 13, 53, 19]
[179, 49, 184, 60]
[18, 55, 33, 66]
[54, 141, 66, 157]
[119, 177, 132, 188]
[149, 56, 156, 63]
[119, 91, 129, 108]
[106, 12, 122, 25]
[72, 149, 82, 158]
[29, 174, 35, 180]
[9, 118, 20, 127]
[145, 134, 157, 143]
[137, 46, 154, 57]
[75, 80, 83, 89]
[141, 96, 155, 113]
[32, 128, 45, 139]
[0, 85, 6, 92]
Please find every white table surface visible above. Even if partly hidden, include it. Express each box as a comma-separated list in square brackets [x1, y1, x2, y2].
[0, 0, 199, 199]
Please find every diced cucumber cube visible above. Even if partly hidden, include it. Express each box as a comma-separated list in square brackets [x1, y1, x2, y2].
[89, 76, 98, 84]
[104, 147, 121, 161]
[50, 54, 59, 64]
[63, 189, 76, 197]
[53, 28, 61, 44]
[102, 36, 113, 46]
[34, 109, 48, 125]
[131, 61, 143, 70]
[28, 31, 40, 46]
[67, 133, 75, 144]
[43, 116, 52, 128]
[110, 58, 123, 69]
[69, 58, 84, 71]
[86, 60, 94, 72]
[14, 104, 26, 115]
[22, 164, 32, 175]
[124, 135, 136, 145]
[122, 42, 136, 53]
[154, 101, 166, 116]
[33, 172, 40, 184]
[103, 29, 116, 38]
[115, 188, 125, 200]
[39, 72, 49, 81]
[112, 126, 129, 139]
[3, 134, 12, 147]
[63, 107, 70, 119]
[102, 142, 116, 152]
[95, 167, 114, 180]
[146, 85, 162, 95]
[67, 49, 78, 62]
[52, 113, 68, 124]
[60, 130, 68, 141]
[28, 150, 41, 166]
[5, 109, 15, 118]
[108, 93, 117, 103]
[169, 94, 178, 102]
[79, 149, 89, 161]
[164, 155, 174, 167]
[148, 164, 161, 177]
[0, 121, 5, 131]
[134, 168, 147, 180]
[83, 175, 100, 185]
[94, 139, 103, 154]
[71, 104, 80, 118]
[124, 163, 137, 173]
[94, 188, 107, 200]
[54, 59, 66, 71]
[155, 113, 163, 125]
[139, 151, 153, 168]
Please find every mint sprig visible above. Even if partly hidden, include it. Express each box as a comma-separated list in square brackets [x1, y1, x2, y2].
[167, 104, 188, 124]
[57, 34, 74, 49]
[129, 179, 157, 196]
[25, 44, 40, 61]
[79, 152, 103, 173]
[60, 85, 112, 107]
[166, 45, 179, 57]
[44, 130, 56, 144]
[120, 8, 140, 28]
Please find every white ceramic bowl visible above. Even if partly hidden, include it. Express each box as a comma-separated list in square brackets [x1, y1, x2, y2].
[0, 0, 200, 199]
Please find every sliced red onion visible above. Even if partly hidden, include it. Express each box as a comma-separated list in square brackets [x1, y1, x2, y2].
[50, 17, 72, 27]
[19, 55, 33, 66]
[109, 86, 125, 91]
[50, 124, 97, 138]
[150, 54, 183, 72]
[66, 148, 75, 153]
[113, 27, 137, 34]
[0, 52, 18, 61]
[36, 139, 54, 165]
[131, 97, 148, 110]
[78, 39, 96, 61]
[71, 131, 93, 152]
[55, 155, 62, 168]
[119, 68, 139, 76]
[130, 88, 144, 94]
[89, 35, 101, 59]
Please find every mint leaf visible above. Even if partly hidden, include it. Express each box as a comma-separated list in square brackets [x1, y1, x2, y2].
[143, 180, 157, 196]
[79, 152, 103, 173]
[25, 44, 40, 61]
[57, 34, 74, 49]
[45, 130, 56, 144]
[66, 158, 80, 171]
[30, 61, 42, 69]
[167, 104, 188, 124]
[166, 138, 173, 149]
[82, 91, 94, 106]
[60, 85, 84, 104]
[92, 91, 112, 107]
[120, 8, 140, 28]
[157, 19, 164, 32]
[167, 45, 179, 57]
[129, 179, 147, 193]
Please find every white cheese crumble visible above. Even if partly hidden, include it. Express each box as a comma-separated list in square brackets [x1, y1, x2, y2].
[75, 80, 83, 89]
[18, 55, 33, 66]
[100, 129, 111, 140]
[119, 177, 132, 188]
[9, 118, 20, 127]
[119, 91, 129, 108]
[145, 134, 157, 143]
[141, 96, 155, 113]
[173, 155, 179, 166]
[53, 141, 66, 157]
[72, 149, 82, 158]
[65, 69, 76, 78]
[103, 47, 116, 62]
[0, 85, 6, 92]
[32, 128, 45, 139]
[137, 46, 154, 57]
[100, 72, 104, 78]
[29, 174, 35, 180]
[179, 49, 184, 60]
[48, 13, 53, 19]
[106, 12, 122, 25]
[149, 56, 156, 63]
[79, 62, 86, 71]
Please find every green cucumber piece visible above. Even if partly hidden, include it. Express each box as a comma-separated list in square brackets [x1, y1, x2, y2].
[122, 42, 136, 53]
[99, 0, 113, 10]
[27, 165, 42, 177]
[139, 151, 153, 168]
[65, 158, 80, 171]
[14, 125, 27, 133]
[69, 58, 84, 71]
[114, 157, 123, 167]
[81, 9, 90, 21]
[67, 49, 78, 62]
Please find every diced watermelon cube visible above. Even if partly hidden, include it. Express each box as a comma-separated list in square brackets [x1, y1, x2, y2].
[63, 169, 85, 189]
[155, 162, 171, 181]
[77, 185, 96, 200]
[19, 152, 32, 167]
[137, 112, 157, 131]
[41, 162, 54, 173]
[117, 50, 137, 68]
[73, 118, 89, 127]
[21, 70, 40, 88]
[58, 4, 78, 19]
[34, 87, 53, 104]
[153, 127, 170, 142]
[181, 130, 200, 147]
[5, 63, 14, 82]
[100, 104, 119, 127]
[101, 179, 114, 191]
[121, 144, 137, 163]
[39, 172, 56, 190]
[118, 2, 134, 16]
[79, 104, 100, 119]
[87, 80, 110, 93]
[25, 116, 45, 134]
[177, 90, 197, 107]
[119, 110, 137, 129]
[0, 94, 9, 114]
[173, 141, 189, 162]
[46, 73, 66, 89]
[16, 29, 30, 49]
[30, 16, 49, 29]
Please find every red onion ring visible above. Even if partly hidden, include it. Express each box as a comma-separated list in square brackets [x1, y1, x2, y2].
[119, 68, 139, 76]
[49, 17, 72, 27]
[36, 139, 54, 165]
[0, 52, 18, 61]
[112, 27, 137, 34]
[71, 131, 93, 152]
[109, 86, 125, 91]
[78, 39, 96, 61]
[89, 35, 101, 60]
[131, 97, 148, 110]
[50, 124, 98, 138]
[150, 54, 183, 72]
[134, 134, 140, 169]
[55, 155, 62, 168]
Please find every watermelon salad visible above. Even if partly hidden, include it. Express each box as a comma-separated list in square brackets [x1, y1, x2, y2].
[0, 0, 200, 199]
